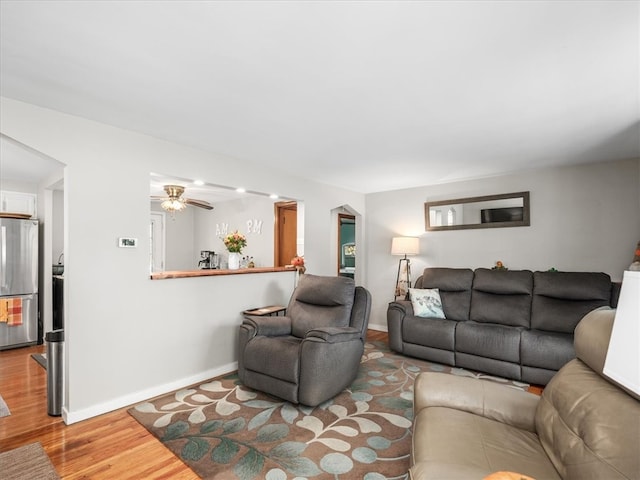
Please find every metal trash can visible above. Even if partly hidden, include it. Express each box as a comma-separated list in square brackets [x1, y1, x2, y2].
[46, 329, 64, 416]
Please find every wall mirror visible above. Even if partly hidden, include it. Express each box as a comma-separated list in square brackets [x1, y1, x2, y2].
[425, 191, 530, 231]
[150, 173, 302, 272]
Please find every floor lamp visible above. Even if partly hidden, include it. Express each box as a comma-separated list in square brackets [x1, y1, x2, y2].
[391, 237, 420, 300]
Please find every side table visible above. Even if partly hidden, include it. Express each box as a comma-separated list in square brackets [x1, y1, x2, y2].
[243, 305, 286, 316]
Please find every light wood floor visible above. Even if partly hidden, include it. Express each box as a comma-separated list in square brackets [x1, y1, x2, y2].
[0, 330, 389, 479]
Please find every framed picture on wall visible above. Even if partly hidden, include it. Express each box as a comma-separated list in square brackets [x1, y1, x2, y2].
[343, 243, 356, 257]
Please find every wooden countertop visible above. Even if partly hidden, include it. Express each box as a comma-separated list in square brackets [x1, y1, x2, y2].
[150, 265, 297, 280]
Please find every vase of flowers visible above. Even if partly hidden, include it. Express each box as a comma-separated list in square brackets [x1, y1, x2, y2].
[223, 230, 247, 270]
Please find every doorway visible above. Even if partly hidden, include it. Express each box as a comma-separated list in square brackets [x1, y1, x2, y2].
[149, 212, 166, 272]
[274, 201, 298, 267]
[338, 214, 356, 278]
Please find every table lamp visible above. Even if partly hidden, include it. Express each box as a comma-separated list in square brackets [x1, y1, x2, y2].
[391, 236, 420, 300]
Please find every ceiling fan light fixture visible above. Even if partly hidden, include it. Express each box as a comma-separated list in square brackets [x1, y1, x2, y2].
[161, 197, 187, 213]
[161, 184, 187, 214]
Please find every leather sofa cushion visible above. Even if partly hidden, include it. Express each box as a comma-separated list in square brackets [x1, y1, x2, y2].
[289, 274, 355, 338]
[412, 407, 561, 480]
[470, 269, 533, 327]
[573, 307, 612, 375]
[531, 272, 612, 333]
[535, 359, 640, 479]
[420, 268, 474, 321]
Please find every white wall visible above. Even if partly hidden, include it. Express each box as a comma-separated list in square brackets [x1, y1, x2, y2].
[194, 196, 277, 268]
[365, 158, 640, 330]
[52, 190, 64, 262]
[0, 97, 365, 423]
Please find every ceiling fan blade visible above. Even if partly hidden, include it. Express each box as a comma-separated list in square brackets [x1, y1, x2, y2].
[150, 195, 166, 201]
[185, 198, 213, 210]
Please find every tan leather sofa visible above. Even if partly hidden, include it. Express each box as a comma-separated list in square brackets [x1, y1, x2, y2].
[410, 307, 640, 480]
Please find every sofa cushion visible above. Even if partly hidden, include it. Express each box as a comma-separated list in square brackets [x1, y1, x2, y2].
[420, 268, 474, 321]
[412, 407, 561, 480]
[521, 365, 557, 387]
[289, 274, 355, 338]
[243, 335, 301, 383]
[409, 288, 446, 318]
[403, 316, 456, 352]
[456, 321, 521, 363]
[520, 329, 574, 371]
[470, 269, 533, 327]
[573, 306, 613, 375]
[531, 272, 612, 333]
[535, 360, 640, 480]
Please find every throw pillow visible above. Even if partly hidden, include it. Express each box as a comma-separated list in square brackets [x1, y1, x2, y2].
[409, 288, 446, 319]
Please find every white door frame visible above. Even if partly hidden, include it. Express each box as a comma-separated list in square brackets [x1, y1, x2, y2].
[150, 212, 166, 272]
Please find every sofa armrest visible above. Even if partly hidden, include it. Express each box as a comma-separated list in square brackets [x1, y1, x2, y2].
[387, 300, 414, 352]
[388, 300, 413, 316]
[413, 372, 540, 432]
[305, 326, 362, 343]
[242, 315, 292, 336]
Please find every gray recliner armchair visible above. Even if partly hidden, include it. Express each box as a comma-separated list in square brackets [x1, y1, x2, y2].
[238, 274, 372, 406]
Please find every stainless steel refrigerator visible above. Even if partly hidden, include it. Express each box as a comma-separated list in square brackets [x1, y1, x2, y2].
[0, 217, 39, 350]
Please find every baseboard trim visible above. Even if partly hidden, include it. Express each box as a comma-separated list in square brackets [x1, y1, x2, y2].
[368, 323, 388, 332]
[63, 361, 238, 425]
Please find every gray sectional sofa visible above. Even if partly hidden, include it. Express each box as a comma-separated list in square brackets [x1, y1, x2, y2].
[387, 267, 619, 385]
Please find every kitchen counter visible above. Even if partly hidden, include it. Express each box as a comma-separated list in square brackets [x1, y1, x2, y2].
[150, 265, 296, 280]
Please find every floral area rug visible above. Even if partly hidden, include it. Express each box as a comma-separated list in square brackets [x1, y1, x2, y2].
[129, 341, 528, 480]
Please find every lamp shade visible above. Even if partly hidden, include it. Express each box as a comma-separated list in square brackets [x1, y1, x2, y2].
[603, 270, 640, 396]
[391, 237, 420, 256]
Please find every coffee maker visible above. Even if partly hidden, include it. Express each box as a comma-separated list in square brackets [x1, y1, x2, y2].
[198, 250, 219, 269]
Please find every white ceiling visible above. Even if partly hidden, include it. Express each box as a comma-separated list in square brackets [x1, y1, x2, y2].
[150, 172, 283, 205]
[1, 1, 638, 193]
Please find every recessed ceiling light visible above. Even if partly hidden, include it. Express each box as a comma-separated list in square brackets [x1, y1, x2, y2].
[269, 194, 279, 199]
[236, 187, 246, 193]
[193, 180, 204, 186]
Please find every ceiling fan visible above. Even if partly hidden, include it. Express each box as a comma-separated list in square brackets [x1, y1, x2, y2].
[151, 185, 213, 213]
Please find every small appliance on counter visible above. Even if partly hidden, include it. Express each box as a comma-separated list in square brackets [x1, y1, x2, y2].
[198, 250, 219, 269]
[52, 253, 64, 275]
